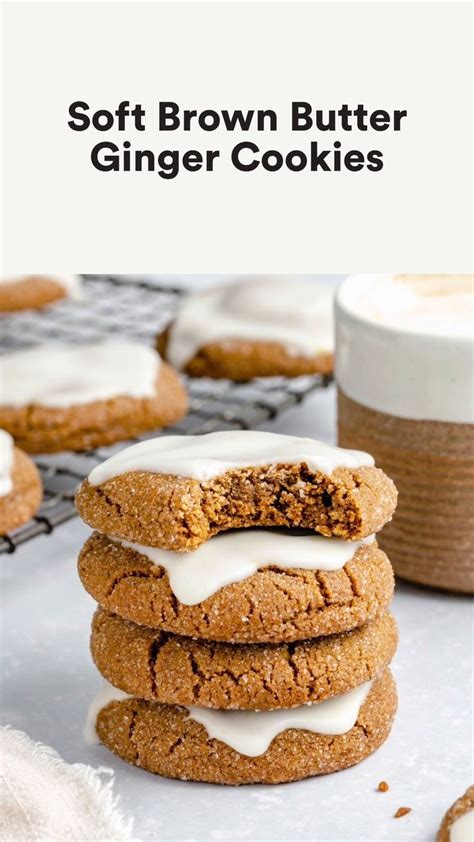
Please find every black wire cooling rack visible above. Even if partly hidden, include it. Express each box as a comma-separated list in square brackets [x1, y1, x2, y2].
[0, 275, 332, 553]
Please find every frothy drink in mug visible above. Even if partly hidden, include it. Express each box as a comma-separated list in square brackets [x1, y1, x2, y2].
[336, 274, 474, 592]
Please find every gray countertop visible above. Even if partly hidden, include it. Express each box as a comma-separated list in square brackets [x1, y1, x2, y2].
[2, 384, 472, 842]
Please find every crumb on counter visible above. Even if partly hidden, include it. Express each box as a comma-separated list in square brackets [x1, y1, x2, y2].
[394, 807, 412, 819]
[377, 781, 389, 792]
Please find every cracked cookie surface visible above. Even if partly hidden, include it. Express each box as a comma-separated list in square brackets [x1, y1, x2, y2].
[79, 533, 394, 643]
[76, 463, 397, 549]
[0, 363, 188, 454]
[0, 447, 42, 533]
[94, 668, 397, 785]
[91, 608, 397, 709]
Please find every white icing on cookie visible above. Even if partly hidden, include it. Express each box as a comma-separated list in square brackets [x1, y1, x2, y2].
[84, 682, 131, 745]
[336, 275, 474, 423]
[88, 430, 373, 485]
[118, 530, 375, 605]
[450, 810, 474, 842]
[0, 430, 14, 497]
[0, 274, 83, 300]
[166, 277, 335, 369]
[0, 341, 161, 408]
[187, 680, 372, 756]
[85, 679, 372, 756]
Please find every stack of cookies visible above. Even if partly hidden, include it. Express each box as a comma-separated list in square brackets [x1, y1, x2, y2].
[76, 430, 399, 785]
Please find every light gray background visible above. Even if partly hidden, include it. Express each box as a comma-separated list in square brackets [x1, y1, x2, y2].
[2, 1, 472, 273]
[2, 382, 473, 842]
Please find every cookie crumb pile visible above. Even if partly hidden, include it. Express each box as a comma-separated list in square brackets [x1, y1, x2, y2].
[77, 430, 399, 785]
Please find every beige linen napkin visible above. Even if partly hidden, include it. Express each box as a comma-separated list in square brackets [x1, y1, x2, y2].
[1, 727, 137, 842]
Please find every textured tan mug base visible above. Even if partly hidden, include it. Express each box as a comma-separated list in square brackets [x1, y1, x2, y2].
[338, 389, 474, 593]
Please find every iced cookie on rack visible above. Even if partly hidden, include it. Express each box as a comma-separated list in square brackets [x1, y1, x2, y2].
[0, 274, 82, 313]
[157, 277, 334, 379]
[85, 668, 397, 785]
[0, 341, 188, 453]
[79, 530, 395, 642]
[76, 431, 398, 550]
[438, 786, 474, 842]
[0, 430, 42, 533]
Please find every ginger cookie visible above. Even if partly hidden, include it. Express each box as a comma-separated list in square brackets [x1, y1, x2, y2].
[76, 431, 397, 549]
[157, 277, 334, 379]
[78, 532, 394, 643]
[0, 274, 82, 313]
[88, 668, 397, 785]
[158, 328, 333, 380]
[91, 607, 398, 710]
[0, 431, 42, 533]
[0, 341, 187, 453]
[438, 786, 474, 842]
